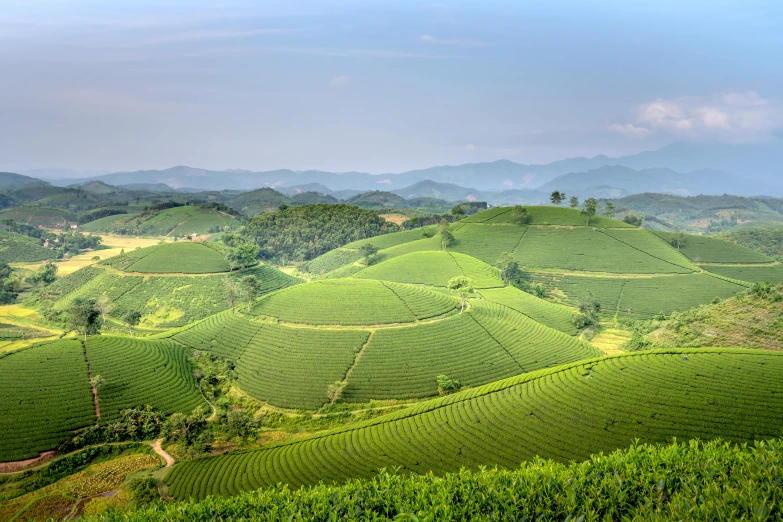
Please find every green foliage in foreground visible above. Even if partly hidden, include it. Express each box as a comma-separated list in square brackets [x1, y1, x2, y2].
[98, 439, 782, 521]
[165, 350, 783, 499]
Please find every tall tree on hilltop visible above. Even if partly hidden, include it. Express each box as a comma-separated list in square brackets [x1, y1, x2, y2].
[569, 196, 579, 209]
[582, 198, 598, 226]
[69, 298, 101, 342]
[448, 276, 473, 314]
[605, 201, 615, 219]
[550, 191, 565, 206]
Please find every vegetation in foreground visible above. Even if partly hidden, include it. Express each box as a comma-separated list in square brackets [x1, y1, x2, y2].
[96, 439, 782, 521]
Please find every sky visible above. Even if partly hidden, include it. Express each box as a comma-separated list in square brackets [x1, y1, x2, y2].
[1, 0, 782, 174]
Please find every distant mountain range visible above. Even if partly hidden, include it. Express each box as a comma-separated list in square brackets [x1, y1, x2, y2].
[4, 141, 782, 198]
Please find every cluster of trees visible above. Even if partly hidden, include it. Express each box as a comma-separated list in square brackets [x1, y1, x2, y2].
[225, 275, 261, 312]
[0, 263, 21, 304]
[574, 294, 601, 328]
[1, 219, 103, 256]
[438, 220, 455, 249]
[243, 204, 399, 262]
[495, 252, 545, 298]
[77, 208, 128, 225]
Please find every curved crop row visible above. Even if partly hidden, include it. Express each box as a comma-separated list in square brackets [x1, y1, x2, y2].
[342, 301, 597, 402]
[251, 280, 457, 326]
[703, 264, 783, 284]
[87, 336, 205, 423]
[653, 232, 772, 264]
[101, 242, 230, 274]
[480, 286, 577, 335]
[0, 340, 94, 462]
[167, 349, 783, 500]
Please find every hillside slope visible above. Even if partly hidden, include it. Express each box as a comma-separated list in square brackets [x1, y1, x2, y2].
[166, 349, 783, 499]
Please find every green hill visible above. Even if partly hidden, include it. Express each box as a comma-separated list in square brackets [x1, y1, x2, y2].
[0, 232, 57, 263]
[41, 261, 300, 328]
[165, 349, 783, 499]
[653, 231, 772, 264]
[0, 337, 205, 461]
[80, 205, 240, 236]
[633, 283, 783, 350]
[100, 242, 230, 274]
[169, 281, 598, 408]
[0, 206, 76, 228]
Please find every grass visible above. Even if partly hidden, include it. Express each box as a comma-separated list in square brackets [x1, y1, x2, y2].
[87, 336, 205, 423]
[251, 279, 458, 325]
[165, 349, 783, 499]
[45, 235, 164, 276]
[653, 231, 772, 264]
[0, 340, 94, 462]
[101, 242, 230, 274]
[354, 251, 503, 289]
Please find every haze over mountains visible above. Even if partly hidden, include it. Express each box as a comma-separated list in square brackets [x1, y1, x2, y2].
[10, 141, 783, 198]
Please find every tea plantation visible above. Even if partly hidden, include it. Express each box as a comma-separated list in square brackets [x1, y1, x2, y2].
[42, 262, 300, 327]
[100, 242, 231, 273]
[354, 251, 504, 288]
[166, 349, 783, 499]
[0, 232, 57, 263]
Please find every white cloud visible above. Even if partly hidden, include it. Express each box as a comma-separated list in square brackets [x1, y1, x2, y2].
[418, 35, 488, 47]
[611, 91, 783, 142]
[464, 144, 475, 151]
[329, 76, 351, 88]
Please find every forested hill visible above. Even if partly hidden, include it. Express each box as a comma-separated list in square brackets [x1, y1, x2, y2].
[244, 204, 399, 262]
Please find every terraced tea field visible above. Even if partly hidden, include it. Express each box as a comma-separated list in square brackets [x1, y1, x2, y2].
[653, 231, 772, 264]
[43, 263, 300, 328]
[472, 206, 633, 227]
[82, 205, 239, 236]
[0, 206, 76, 228]
[480, 286, 577, 334]
[0, 232, 57, 263]
[702, 264, 783, 284]
[251, 279, 458, 325]
[166, 349, 783, 499]
[354, 251, 503, 288]
[0, 340, 94, 461]
[87, 337, 204, 423]
[101, 242, 230, 273]
[172, 284, 597, 408]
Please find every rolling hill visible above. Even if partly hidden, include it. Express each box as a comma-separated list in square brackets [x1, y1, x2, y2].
[79, 205, 240, 236]
[166, 349, 783, 499]
[40, 242, 301, 327]
[168, 279, 598, 408]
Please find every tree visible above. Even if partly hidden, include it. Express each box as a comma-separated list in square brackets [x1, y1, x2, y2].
[605, 202, 615, 218]
[569, 196, 579, 209]
[623, 215, 643, 227]
[224, 276, 238, 310]
[512, 205, 531, 225]
[496, 252, 521, 286]
[581, 198, 598, 225]
[436, 374, 461, 395]
[239, 275, 260, 312]
[91, 255, 100, 261]
[358, 243, 379, 266]
[438, 219, 455, 249]
[447, 276, 473, 313]
[162, 406, 211, 455]
[27, 262, 58, 286]
[451, 204, 466, 217]
[124, 310, 142, 336]
[69, 298, 101, 341]
[227, 243, 260, 270]
[671, 229, 686, 250]
[574, 293, 601, 328]
[225, 410, 252, 440]
[96, 295, 112, 325]
[90, 374, 106, 391]
[326, 381, 344, 403]
[550, 191, 565, 206]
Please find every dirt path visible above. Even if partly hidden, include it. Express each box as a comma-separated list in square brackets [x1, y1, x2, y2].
[151, 439, 174, 468]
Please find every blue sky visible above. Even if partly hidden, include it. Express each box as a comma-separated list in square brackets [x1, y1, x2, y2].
[1, 0, 781, 173]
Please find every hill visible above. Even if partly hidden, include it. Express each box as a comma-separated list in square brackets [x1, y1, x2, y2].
[99, 242, 230, 274]
[80, 205, 240, 236]
[0, 206, 76, 228]
[168, 279, 598, 408]
[716, 229, 783, 261]
[0, 232, 57, 263]
[392, 180, 483, 201]
[225, 187, 290, 216]
[244, 204, 399, 262]
[0, 172, 48, 189]
[39, 245, 300, 327]
[539, 166, 740, 197]
[165, 349, 783, 499]
[631, 283, 783, 350]
[0, 337, 205, 461]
